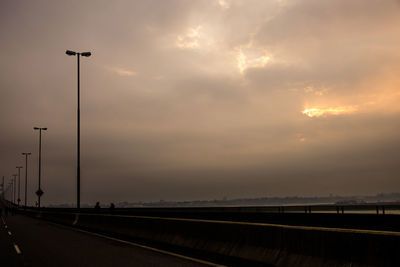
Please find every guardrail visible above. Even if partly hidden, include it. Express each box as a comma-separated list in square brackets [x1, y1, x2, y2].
[19, 208, 400, 266]
[4, 197, 400, 215]
[20, 203, 400, 232]
[41, 202, 400, 214]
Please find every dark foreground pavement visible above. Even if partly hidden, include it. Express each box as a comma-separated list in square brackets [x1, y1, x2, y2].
[0, 214, 219, 267]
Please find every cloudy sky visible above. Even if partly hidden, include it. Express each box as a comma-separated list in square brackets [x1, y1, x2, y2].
[1, 0, 400, 205]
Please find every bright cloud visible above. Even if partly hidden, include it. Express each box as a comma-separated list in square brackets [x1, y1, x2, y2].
[304, 86, 330, 96]
[302, 106, 358, 117]
[218, 0, 231, 9]
[107, 66, 137, 77]
[176, 26, 202, 49]
[235, 43, 271, 74]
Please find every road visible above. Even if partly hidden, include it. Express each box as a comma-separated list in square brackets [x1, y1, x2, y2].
[0, 214, 221, 267]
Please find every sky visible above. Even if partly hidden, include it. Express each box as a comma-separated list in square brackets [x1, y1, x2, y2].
[1, 0, 400, 206]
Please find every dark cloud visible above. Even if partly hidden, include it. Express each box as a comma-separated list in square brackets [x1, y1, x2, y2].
[1, 0, 400, 205]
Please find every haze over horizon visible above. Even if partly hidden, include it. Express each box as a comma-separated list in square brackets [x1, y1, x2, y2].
[1, 0, 400, 206]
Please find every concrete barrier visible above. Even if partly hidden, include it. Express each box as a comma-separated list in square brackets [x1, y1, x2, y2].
[21, 210, 400, 266]
[22, 209, 77, 225]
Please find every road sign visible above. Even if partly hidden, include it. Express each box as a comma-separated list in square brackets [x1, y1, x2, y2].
[36, 189, 44, 197]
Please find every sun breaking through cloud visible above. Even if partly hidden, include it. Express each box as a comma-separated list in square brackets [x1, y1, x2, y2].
[2, 0, 400, 204]
[302, 106, 358, 118]
[236, 46, 271, 74]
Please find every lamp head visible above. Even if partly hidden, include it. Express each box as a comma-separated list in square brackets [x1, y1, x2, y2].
[66, 50, 77, 56]
[81, 52, 91, 57]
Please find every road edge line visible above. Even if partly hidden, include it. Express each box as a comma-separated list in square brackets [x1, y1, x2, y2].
[48, 221, 226, 267]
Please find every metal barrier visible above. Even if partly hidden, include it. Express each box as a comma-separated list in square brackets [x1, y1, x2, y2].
[18, 208, 400, 266]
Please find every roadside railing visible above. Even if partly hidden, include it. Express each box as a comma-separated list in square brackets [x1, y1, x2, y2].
[15, 207, 400, 267]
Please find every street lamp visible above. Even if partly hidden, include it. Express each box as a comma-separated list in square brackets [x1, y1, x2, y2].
[22, 152, 31, 208]
[66, 49, 91, 210]
[12, 174, 17, 205]
[34, 127, 47, 208]
[16, 166, 23, 206]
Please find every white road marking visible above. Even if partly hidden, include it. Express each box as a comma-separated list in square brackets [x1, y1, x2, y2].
[14, 244, 22, 254]
[81, 230, 226, 267]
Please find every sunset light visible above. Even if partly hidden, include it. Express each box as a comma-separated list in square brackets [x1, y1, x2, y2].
[302, 106, 358, 117]
[2, 1, 400, 264]
[176, 26, 202, 49]
[236, 47, 271, 74]
[2, 0, 400, 245]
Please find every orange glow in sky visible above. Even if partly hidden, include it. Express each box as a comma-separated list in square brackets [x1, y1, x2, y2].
[302, 106, 358, 117]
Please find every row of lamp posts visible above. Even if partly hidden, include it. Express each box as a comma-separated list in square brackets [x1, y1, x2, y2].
[1, 49, 90, 210]
[3, 128, 45, 209]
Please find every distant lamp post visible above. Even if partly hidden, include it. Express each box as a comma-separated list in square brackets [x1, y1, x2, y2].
[12, 174, 17, 205]
[34, 127, 47, 208]
[8, 181, 13, 204]
[66, 49, 91, 210]
[22, 152, 31, 208]
[16, 166, 23, 206]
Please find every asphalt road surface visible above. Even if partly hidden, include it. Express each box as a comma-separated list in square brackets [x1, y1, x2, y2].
[0, 214, 221, 267]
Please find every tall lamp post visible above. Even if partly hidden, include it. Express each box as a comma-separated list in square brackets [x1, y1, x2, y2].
[66, 50, 91, 210]
[16, 166, 23, 206]
[34, 127, 47, 208]
[22, 153, 31, 208]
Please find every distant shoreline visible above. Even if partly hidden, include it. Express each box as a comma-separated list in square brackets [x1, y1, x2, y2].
[48, 192, 400, 208]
